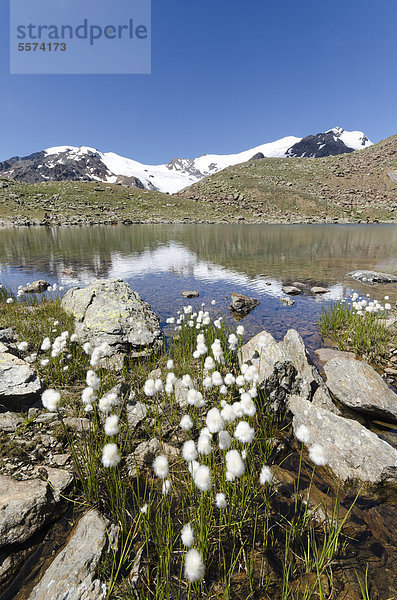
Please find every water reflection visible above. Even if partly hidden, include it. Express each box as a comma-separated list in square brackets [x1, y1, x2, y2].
[0, 223, 397, 352]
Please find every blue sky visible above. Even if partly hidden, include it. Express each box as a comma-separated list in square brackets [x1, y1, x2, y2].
[1, 0, 396, 163]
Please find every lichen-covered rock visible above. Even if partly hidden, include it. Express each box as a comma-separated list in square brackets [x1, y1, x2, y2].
[61, 278, 162, 359]
[0, 351, 43, 410]
[27, 510, 114, 600]
[324, 357, 397, 423]
[289, 396, 397, 485]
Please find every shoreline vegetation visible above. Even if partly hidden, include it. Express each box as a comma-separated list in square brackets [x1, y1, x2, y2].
[1, 283, 396, 599]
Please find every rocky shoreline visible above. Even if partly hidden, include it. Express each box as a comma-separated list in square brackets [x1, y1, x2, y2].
[1, 279, 397, 599]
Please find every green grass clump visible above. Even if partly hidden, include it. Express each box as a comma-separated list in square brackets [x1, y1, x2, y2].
[320, 302, 395, 366]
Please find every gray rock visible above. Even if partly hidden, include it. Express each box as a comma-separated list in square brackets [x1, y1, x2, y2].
[61, 278, 162, 359]
[64, 417, 90, 432]
[348, 270, 397, 284]
[282, 286, 302, 295]
[0, 411, 23, 432]
[230, 292, 259, 315]
[289, 396, 397, 484]
[311, 385, 342, 415]
[311, 286, 329, 294]
[127, 401, 147, 430]
[0, 352, 43, 410]
[22, 280, 50, 294]
[314, 348, 356, 364]
[324, 357, 397, 422]
[241, 328, 322, 400]
[27, 510, 113, 600]
[128, 438, 179, 477]
[0, 476, 54, 547]
[181, 290, 199, 298]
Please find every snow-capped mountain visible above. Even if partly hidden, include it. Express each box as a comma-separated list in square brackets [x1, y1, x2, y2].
[0, 127, 372, 194]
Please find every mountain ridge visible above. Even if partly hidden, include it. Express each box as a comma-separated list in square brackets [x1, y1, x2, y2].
[0, 127, 372, 194]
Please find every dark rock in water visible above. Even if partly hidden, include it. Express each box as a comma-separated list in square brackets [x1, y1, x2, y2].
[61, 278, 162, 362]
[181, 290, 199, 298]
[324, 357, 397, 423]
[230, 292, 259, 315]
[282, 286, 302, 295]
[22, 280, 49, 294]
[348, 270, 397, 284]
[249, 152, 265, 160]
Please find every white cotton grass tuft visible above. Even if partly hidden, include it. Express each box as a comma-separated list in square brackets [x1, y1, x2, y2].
[181, 523, 194, 547]
[218, 430, 232, 450]
[144, 378, 156, 397]
[86, 370, 100, 391]
[197, 430, 212, 455]
[104, 414, 119, 436]
[182, 440, 198, 462]
[221, 403, 236, 423]
[166, 359, 174, 369]
[184, 548, 205, 582]
[102, 443, 121, 468]
[309, 444, 328, 466]
[193, 464, 212, 492]
[41, 337, 51, 351]
[225, 449, 245, 480]
[236, 325, 245, 336]
[40, 358, 49, 367]
[295, 424, 311, 445]
[153, 454, 169, 479]
[215, 492, 227, 509]
[42, 389, 61, 412]
[17, 341, 28, 352]
[180, 414, 193, 431]
[206, 407, 225, 434]
[259, 465, 273, 485]
[234, 421, 255, 444]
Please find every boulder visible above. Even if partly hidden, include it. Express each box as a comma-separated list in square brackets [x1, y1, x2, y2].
[127, 401, 147, 430]
[22, 280, 50, 294]
[0, 351, 42, 410]
[0, 411, 23, 432]
[314, 348, 356, 364]
[324, 357, 397, 422]
[348, 270, 397, 284]
[61, 279, 162, 359]
[27, 510, 114, 600]
[282, 286, 302, 295]
[0, 470, 71, 548]
[310, 286, 329, 294]
[230, 292, 259, 315]
[289, 396, 397, 485]
[181, 290, 199, 298]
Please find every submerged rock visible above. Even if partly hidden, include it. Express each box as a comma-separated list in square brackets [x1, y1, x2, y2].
[289, 396, 397, 485]
[181, 290, 199, 298]
[324, 357, 397, 423]
[279, 297, 295, 306]
[27, 509, 114, 600]
[230, 292, 260, 315]
[61, 278, 162, 360]
[348, 270, 397, 284]
[0, 351, 43, 410]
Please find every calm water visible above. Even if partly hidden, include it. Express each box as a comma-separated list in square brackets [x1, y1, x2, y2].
[1, 223, 397, 354]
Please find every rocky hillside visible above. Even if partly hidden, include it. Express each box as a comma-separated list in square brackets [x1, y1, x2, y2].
[178, 134, 397, 223]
